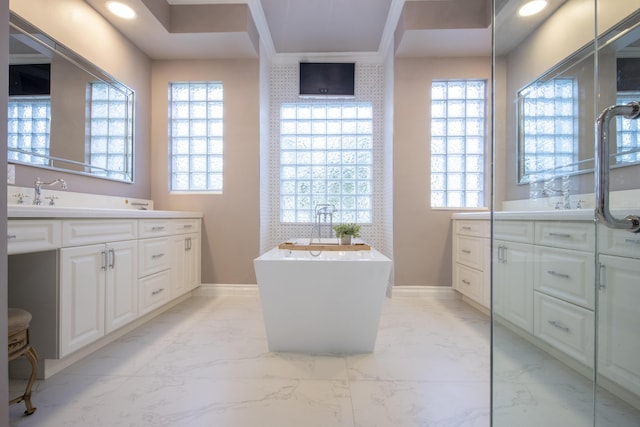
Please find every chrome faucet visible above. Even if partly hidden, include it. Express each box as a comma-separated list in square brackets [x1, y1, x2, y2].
[542, 176, 571, 209]
[33, 177, 67, 205]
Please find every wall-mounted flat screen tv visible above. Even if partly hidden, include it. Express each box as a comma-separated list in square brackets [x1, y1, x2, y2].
[9, 63, 51, 96]
[617, 58, 640, 92]
[299, 62, 355, 98]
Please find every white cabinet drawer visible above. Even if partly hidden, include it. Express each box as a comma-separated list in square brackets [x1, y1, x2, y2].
[8, 220, 61, 254]
[455, 220, 489, 238]
[455, 236, 483, 270]
[534, 246, 595, 309]
[172, 218, 201, 235]
[597, 226, 640, 259]
[535, 221, 595, 251]
[534, 291, 594, 367]
[62, 220, 137, 247]
[138, 269, 171, 315]
[494, 220, 534, 243]
[455, 264, 483, 302]
[138, 219, 171, 238]
[138, 237, 171, 277]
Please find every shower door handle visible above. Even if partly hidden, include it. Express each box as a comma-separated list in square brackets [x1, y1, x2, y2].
[595, 101, 640, 233]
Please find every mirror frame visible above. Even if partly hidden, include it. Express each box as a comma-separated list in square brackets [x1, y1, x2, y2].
[8, 12, 135, 183]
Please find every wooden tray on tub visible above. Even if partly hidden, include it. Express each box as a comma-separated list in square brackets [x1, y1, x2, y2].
[278, 241, 371, 251]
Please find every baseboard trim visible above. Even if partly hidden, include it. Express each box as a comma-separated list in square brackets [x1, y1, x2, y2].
[388, 285, 460, 299]
[194, 283, 259, 297]
[195, 284, 459, 299]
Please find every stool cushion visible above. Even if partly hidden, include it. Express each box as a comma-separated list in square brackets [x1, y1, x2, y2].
[8, 308, 32, 335]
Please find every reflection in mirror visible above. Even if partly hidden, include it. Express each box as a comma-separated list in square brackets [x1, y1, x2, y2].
[517, 10, 640, 184]
[8, 13, 134, 182]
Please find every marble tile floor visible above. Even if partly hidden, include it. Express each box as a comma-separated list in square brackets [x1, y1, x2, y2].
[9, 293, 491, 427]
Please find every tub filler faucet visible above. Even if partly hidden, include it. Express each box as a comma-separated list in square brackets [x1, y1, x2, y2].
[33, 177, 67, 205]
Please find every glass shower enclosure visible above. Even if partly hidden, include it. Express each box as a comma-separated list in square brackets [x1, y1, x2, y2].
[492, 0, 640, 425]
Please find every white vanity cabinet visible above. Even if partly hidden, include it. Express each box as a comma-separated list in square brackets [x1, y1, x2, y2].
[7, 208, 202, 378]
[452, 219, 489, 308]
[59, 220, 138, 357]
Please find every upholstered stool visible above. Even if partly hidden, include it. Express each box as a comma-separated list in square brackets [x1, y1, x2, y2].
[8, 308, 38, 415]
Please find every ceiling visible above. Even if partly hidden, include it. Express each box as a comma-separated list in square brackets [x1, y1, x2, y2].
[82, 0, 560, 60]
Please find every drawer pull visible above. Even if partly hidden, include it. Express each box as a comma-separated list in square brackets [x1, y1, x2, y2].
[152, 253, 165, 259]
[624, 238, 640, 245]
[151, 226, 166, 231]
[183, 224, 194, 228]
[151, 288, 165, 296]
[548, 320, 570, 332]
[7, 234, 17, 240]
[461, 226, 472, 230]
[547, 270, 570, 279]
[461, 279, 471, 285]
[461, 249, 472, 254]
[548, 232, 572, 238]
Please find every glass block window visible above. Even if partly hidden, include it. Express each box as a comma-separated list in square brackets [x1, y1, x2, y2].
[169, 82, 224, 192]
[7, 97, 51, 165]
[519, 78, 577, 178]
[280, 103, 373, 223]
[88, 82, 133, 180]
[431, 80, 486, 208]
[616, 93, 640, 164]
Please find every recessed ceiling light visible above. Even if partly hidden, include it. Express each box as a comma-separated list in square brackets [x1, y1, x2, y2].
[518, 0, 547, 17]
[106, 1, 136, 19]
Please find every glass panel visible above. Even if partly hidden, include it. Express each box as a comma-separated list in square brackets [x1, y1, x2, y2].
[493, 2, 640, 427]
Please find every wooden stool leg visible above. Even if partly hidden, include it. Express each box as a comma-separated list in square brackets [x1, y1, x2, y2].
[22, 346, 38, 415]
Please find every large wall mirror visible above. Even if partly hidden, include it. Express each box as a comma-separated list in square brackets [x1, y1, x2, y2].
[8, 13, 134, 182]
[517, 10, 640, 184]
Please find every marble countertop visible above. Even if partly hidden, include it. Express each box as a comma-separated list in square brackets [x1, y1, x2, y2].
[452, 210, 597, 221]
[8, 205, 203, 219]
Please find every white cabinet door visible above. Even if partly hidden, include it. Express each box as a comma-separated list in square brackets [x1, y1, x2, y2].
[598, 255, 640, 397]
[171, 233, 201, 297]
[60, 244, 106, 357]
[494, 240, 534, 333]
[186, 233, 201, 291]
[105, 240, 138, 334]
[171, 235, 189, 297]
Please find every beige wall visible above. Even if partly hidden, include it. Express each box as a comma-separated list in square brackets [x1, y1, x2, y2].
[151, 59, 260, 284]
[9, 0, 151, 199]
[393, 56, 491, 286]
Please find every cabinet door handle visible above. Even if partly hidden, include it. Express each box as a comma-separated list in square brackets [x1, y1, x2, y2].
[598, 263, 606, 291]
[548, 232, 572, 238]
[547, 270, 570, 279]
[152, 253, 165, 259]
[108, 248, 115, 269]
[548, 320, 570, 332]
[101, 250, 107, 271]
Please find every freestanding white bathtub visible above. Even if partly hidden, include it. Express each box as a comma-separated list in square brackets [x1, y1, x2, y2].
[253, 241, 392, 354]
